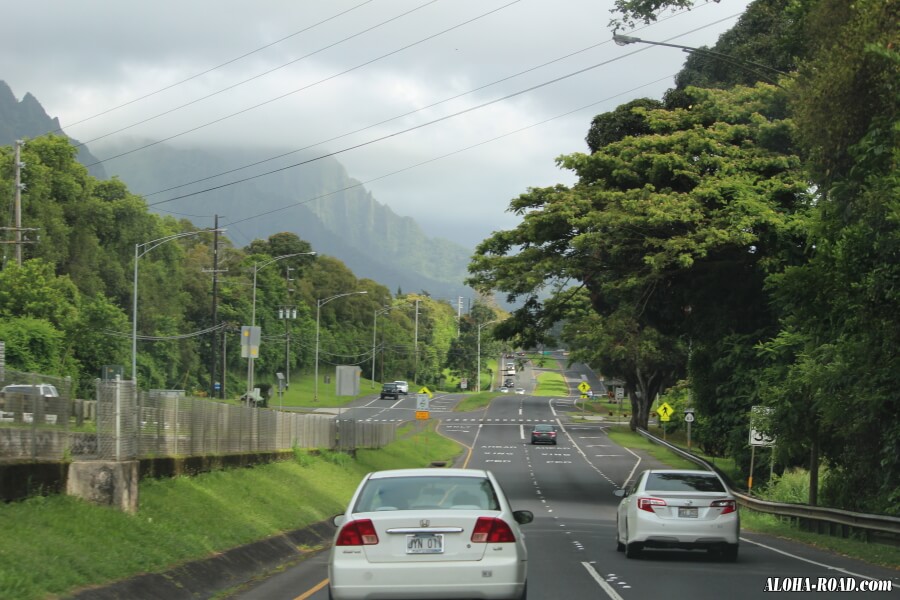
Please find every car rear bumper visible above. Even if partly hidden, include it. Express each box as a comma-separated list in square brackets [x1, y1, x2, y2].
[329, 557, 526, 600]
[631, 513, 739, 546]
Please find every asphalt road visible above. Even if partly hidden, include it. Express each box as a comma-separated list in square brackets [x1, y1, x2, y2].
[227, 361, 899, 599]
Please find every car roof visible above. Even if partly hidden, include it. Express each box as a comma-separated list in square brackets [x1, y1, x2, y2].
[533, 424, 555, 430]
[646, 469, 715, 476]
[368, 468, 489, 480]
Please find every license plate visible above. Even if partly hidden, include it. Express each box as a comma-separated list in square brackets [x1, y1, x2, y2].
[678, 507, 698, 518]
[407, 534, 444, 554]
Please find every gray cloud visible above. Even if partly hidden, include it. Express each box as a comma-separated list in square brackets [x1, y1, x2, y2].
[1, 0, 750, 248]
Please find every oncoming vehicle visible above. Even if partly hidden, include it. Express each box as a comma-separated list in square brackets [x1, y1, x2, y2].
[614, 469, 740, 561]
[530, 424, 556, 445]
[329, 468, 532, 600]
[380, 382, 401, 400]
[514, 388, 525, 395]
[393, 381, 409, 394]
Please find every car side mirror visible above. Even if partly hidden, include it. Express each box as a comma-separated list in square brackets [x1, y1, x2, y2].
[513, 510, 534, 525]
[332, 514, 346, 527]
[613, 489, 626, 497]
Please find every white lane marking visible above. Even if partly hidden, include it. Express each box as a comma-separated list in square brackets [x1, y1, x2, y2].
[740, 537, 889, 582]
[581, 562, 625, 600]
[520, 424, 524, 440]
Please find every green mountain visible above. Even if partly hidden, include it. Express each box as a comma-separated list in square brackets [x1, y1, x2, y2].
[0, 81, 107, 180]
[94, 139, 475, 300]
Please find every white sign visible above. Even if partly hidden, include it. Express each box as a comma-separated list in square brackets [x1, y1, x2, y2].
[684, 413, 695, 423]
[416, 394, 430, 411]
[749, 406, 776, 446]
[615, 387, 624, 400]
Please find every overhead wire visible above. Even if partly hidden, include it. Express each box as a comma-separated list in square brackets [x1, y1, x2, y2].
[84, 0, 523, 168]
[144, 14, 742, 212]
[55, 0, 378, 135]
[74, 0, 443, 148]
[133, 3, 710, 202]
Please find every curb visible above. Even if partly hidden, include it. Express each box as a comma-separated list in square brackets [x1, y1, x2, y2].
[67, 521, 335, 599]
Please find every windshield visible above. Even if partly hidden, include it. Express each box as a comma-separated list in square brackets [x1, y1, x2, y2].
[354, 476, 500, 512]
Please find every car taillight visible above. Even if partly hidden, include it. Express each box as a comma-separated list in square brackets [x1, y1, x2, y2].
[549, 431, 556, 437]
[637, 497, 667, 512]
[471, 517, 516, 543]
[335, 519, 379, 546]
[711, 499, 736, 514]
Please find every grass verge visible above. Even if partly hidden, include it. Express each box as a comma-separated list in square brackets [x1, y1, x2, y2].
[0, 427, 464, 600]
[532, 371, 569, 397]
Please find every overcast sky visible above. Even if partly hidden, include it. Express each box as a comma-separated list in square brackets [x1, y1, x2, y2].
[1, 0, 751, 249]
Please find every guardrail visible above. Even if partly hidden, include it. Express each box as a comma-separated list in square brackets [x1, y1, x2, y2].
[635, 428, 900, 546]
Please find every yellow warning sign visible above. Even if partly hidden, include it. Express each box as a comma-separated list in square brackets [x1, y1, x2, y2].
[577, 381, 591, 394]
[416, 411, 430, 420]
[656, 402, 674, 422]
[418, 386, 433, 398]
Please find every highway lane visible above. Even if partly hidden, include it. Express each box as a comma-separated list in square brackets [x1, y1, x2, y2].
[227, 391, 899, 599]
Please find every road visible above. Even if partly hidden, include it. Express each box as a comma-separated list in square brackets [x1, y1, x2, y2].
[228, 361, 899, 599]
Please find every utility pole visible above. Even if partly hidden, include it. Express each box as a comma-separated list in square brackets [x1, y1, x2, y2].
[413, 299, 420, 384]
[457, 296, 463, 337]
[204, 215, 228, 398]
[14, 140, 23, 266]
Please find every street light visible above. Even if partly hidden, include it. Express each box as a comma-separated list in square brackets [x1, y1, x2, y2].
[476, 320, 498, 392]
[612, 33, 788, 86]
[315, 290, 368, 402]
[246, 252, 316, 398]
[132, 228, 224, 385]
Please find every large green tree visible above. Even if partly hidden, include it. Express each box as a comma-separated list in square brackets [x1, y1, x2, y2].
[469, 83, 811, 436]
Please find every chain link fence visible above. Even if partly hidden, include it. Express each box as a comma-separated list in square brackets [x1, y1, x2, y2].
[0, 369, 75, 461]
[1, 370, 396, 461]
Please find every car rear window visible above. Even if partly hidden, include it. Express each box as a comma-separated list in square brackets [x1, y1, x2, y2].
[534, 425, 554, 432]
[645, 473, 725, 493]
[354, 476, 500, 512]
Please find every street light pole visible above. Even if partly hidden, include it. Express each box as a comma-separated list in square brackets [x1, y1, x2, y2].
[132, 228, 224, 385]
[612, 33, 788, 86]
[315, 290, 367, 402]
[246, 252, 316, 398]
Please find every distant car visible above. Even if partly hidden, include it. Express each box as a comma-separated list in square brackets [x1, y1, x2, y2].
[530, 424, 556, 445]
[1, 383, 60, 397]
[328, 468, 532, 600]
[614, 469, 740, 561]
[499, 387, 510, 393]
[514, 388, 525, 395]
[504, 378, 514, 387]
[516, 352, 526, 356]
[380, 383, 401, 400]
[393, 381, 409, 394]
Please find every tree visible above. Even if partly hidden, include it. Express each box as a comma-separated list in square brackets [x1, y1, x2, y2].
[759, 0, 900, 511]
[469, 83, 811, 434]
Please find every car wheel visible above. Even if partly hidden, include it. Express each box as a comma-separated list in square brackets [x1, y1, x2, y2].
[615, 517, 625, 552]
[722, 544, 739, 562]
[625, 541, 642, 559]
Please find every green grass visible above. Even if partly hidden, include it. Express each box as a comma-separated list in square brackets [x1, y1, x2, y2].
[453, 391, 500, 413]
[606, 425, 900, 570]
[0, 428, 464, 600]
[532, 371, 569, 397]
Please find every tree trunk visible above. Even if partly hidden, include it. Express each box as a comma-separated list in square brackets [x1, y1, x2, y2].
[808, 425, 819, 506]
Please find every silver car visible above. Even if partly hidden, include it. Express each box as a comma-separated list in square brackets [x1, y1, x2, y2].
[329, 468, 532, 599]
[614, 469, 739, 561]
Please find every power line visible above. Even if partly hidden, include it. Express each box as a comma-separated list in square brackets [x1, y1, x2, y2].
[220, 75, 674, 228]
[55, 0, 377, 135]
[141, 14, 739, 211]
[75, 0, 442, 148]
[85, 0, 523, 168]
[135, 4, 707, 202]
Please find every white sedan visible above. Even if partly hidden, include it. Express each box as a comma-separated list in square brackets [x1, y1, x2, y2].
[614, 469, 740, 561]
[329, 468, 533, 599]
